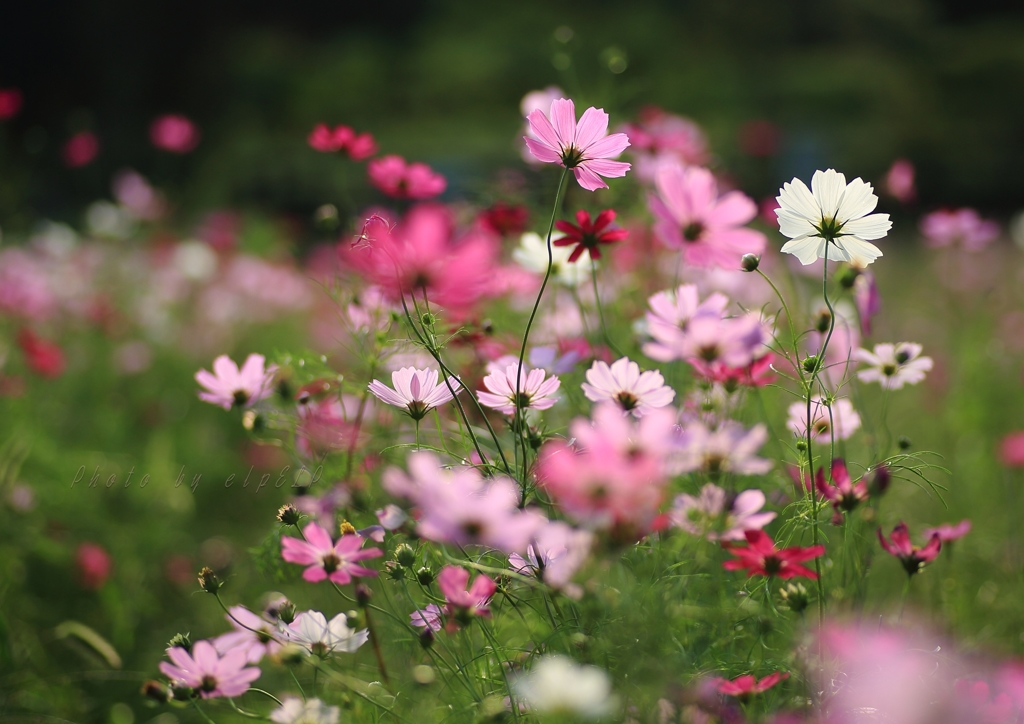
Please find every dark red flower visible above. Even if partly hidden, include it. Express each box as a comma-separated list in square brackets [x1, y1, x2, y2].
[716, 671, 788, 699]
[479, 202, 529, 237]
[553, 209, 629, 262]
[0, 88, 23, 120]
[878, 522, 941, 576]
[17, 328, 65, 378]
[63, 131, 99, 168]
[816, 458, 869, 517]
[722, 529, 824, 580]
[77, 542, 112, 590]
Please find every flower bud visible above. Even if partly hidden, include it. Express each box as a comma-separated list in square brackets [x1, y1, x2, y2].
[814, 309, 831, 333]
[898, 436, 912, 450]
[394, 543, 417, 568]
[354, 583, 373, 607]
[802, 355, 820, 373]
[171, 684, 194, 701]
[385, 561, 406, 580]
[835, 265, 860, 289]
[242, 409, 265, 432]
[416, 566, 434, 586]
[795, 440, 808, 452]
[197, 567, 221, 594]
[275, 643, 306, 665]
[345, 609, 362, 629]
[780, 582, 810, 614]
[167, 632, 192, 652]
[740, 253, 760, 272]
[339, 520, 357, 536]
[276, 504, 301, 526]
[276, 599, 296, 625]
[418, 628, 435, 649]
[141, 680, 171, 703]
[869, 464, 891, 497]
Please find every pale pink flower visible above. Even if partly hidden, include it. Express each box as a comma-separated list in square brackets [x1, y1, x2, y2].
[923, 519, 971, 542]
[367, 155, 446, 199]
[409, 603, 443, 632]
[195, 354, 276, 410]
[920, 208, 999, 251]
[368, 367, 461, 420]
[520, 86, 565, 165]
[676, 421, 772, 477]
[159, 640, 260, 698]
[582, 357, 675, 417]
[675, 313, 769, 370]
[884, 158, 916, 203]
[437, 565, 497, 622]
[509, 520, 594, 594]
[786, 396, 861, 442]
[280, 522, 382, 584]
[113, 170, 166, 220]
[620, 106, 709, 183]
[670, 484, 775, 541]
[641, 284, 729, 362]
[524, 98, 631, 191]
[376, 504, 408, 530]
[213, 606, 282, 663]
[150, 114, 200, 153]
[855, 342, 932, 390]
[477, 363, 561, 415]
[648, 163, 766, 268]
[853, 271, 881, 336]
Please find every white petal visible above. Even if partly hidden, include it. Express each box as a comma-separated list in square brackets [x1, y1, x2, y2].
[780, 236, 826, 265]
[811, 169, 846, 219]
[836, 237, 883, 266]
[776, 178, 819, 221]
[776, 210, 817, 240]
[835, 177, 877, 222]
[842, 213, 891, 241]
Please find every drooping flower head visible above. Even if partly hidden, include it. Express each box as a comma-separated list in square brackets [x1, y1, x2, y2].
[524, 98, 631, 191]
[776, 169, 892, 266]
[159, 640, 261, 699]
[280, 522, 382, 584]
[581, 357, 675, 417]
[553, 209, 629, 261]
[786, 396, 861, 442]
[195, 354, 277, 410]
[368, 367, 461, 420]
[855, 342, 933, 390]
[877, 522, 941, 576]
[367, 155, 446, 199]
[648, 163, 766, 268]
[477, 363, 561, 416]
[722, 530, 825, 579]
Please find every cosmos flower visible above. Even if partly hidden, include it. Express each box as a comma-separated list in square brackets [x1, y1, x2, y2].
[722, 530, 825, 579]
[581, 357, 675, 417]
[409, 604, 443, 632]
[367, 155, 446, 199]
[524, 98, 631, 191]
[641, 284, 730, 362]
[923, 519, 971, 543]
[512, 655, 617, 718]
[270, 698, 340, 724]
[815, 458, 869, 519]
[284, 611, 368, 656]
[776, 169, 892, 266]
[280, 522, 382, 584]
[307, 123, 377, 160]
[477, 363, 561, 415]
[437, 566, 496, 626]
[854, 342, 933, 390]
[786, 396, 861, 442]
[878, 522, 941, 575]
[195, 354, 277, 410]
[675, 421, 773, 477]
[884, 158, 916, 203]
[159, 640, 261, 699]
[716, 672, 789, 699]
[553, 209, 629, 262]
[213, 606, 283, 663]
[670, 484, 776, 541]
[368, 366, 461, 420]
[509, 520, 594, 595]
[920, 208, 999, 251]
[150, 115, 200, 154]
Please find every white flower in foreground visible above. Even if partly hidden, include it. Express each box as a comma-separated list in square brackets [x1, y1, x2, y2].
[368, 366, 461, 420]
[581, 357, 675, 417]
[776, 169, 892, 266]
[854, 342, 933, 390]
[270, 697, 340, 724]
[513, 654, 617, 718]
[513, 231, 594, 287]
[284, 611, 369, 657]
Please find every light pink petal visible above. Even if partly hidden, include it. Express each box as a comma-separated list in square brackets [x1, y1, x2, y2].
[573, 165, 608, 191]
[574, 107, 609, 151]
[281, 536, 318, 565]
[303, 565, 328, 582]
[526, 109, 563, 150]
[303, 522, 333, 551]
[583, 158, 630, 178]
[549, 98, 577, 146]
[583, 132, 631, 160]
[709, 191, 758, 227]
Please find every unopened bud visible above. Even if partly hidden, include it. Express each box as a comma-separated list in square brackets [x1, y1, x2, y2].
[898, 436, 912, 450]
[197, 567, 221, 594]
[740, 253, 760, 272]
[355, 583, 373, 607]
[242, 410, 265, 432]
[167, 632, 192, 652]
[395, 543, 417, 568]
[869, 464, 891, 497]
[417, 566, 434, 586]
[802, 355, 820, 373]
[276, 643, 306, 665]
[171, 684, 194, 701]
[385, 561, 406, 580]
[780, 582, 810, 614]
[421, 312, 436, 328]
[814, 309, 832, 333]
[277, 599, 296, 625]
[277, 504, 301, 526]
[339, 520, 357, 536]
[528, 427, 544, 451]
[345, 609, 362, 629]
[836, 265, 860, 289]
[418, 627, 435, 649]
[141, 680, 171, 703]
[796, 440, 808, 452]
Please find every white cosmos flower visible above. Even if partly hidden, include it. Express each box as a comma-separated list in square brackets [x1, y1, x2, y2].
[854, 342, 933, 390]
[285, 611, 369, 657]
[512, 654, 617, 718]
[512, 231, 594, 287]
[270, 697, 340, 724]
[776, 169, 892, 266]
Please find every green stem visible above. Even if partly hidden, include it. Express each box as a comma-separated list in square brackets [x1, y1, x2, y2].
[590, 261, 622, 356]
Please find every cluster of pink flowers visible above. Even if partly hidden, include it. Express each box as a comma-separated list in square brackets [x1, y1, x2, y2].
[308, 123, 377, 160]
[920, 207, 999, 250]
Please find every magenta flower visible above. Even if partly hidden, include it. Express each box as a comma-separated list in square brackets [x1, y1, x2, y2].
[280, 522, 382, 584]
[884, 158, 916, 203]
[524, 98, 631, 191]
[63, 131, 99, 168]
[368, 155, 446, 199]
[619, 106, 709, 183]
[581, 357, 675, 417]
[368, 366, 461, 420]
[877, 522, 941, 576]
[815, 459, 869, 519]
[150, 114, 200, 154]
[477, 363, 561, 415]
[213, 606, 282, 663]
[924, 519, 971, 543]
[438, 565, 497, 622]
[195, 354, 277, 410]
[409, 603, 443, 632]
[716, 672, 789, 699]
[648, 163, 766, 268]
[0, 87, 23, 120]
[920, 208, 999, 251]
[307, 123, 377, 160]
[722, 530, 825, 580]
[553, 209, 629, 262]
[159, 640, 261, 698]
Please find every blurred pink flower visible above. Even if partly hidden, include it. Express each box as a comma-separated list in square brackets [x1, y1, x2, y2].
[150, 114, 200, 153]
[853, 271, 881, 336]
[670, 484, 776, 541]
[0, 87, 23, 119]
[477, 363, 560, 415]
[1000, 432, 1024, 467]
[524, 97, 631, 191]
[676, 421, 772, 477]
[716, 671, 788, 698]
[642, 284, 729, 362]
[0, 248, 56, 320]
[368, 155, 446, 199]
[620, 106, 709, 183]
[160, 640, 260, 698]
[648, 163, 766, 268]
[63, 131, 99, 168]
[878, 522, 941, 575]
[113, 170, 166, 220]
[280, 522, 382, 584]
[368, 366, 461, 420]
[923, 519, 971, 543]
[581, 357, 675, 417]
[18, 328, 65, 378]
[438, 565, 496, 625]
[816, 458, 868, 520]
[409, 603, 443, 632]
[76, 542, 112, 589]
[195, 354, 277, 410]
[213, 606, 282, 663]
[308, 123, 377, 160]
[509, 520, 593, 595]
[884, 158, 916, 203]
[920, 208, 999, 251]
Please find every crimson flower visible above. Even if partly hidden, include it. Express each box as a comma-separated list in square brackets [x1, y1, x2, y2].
[816, 458, 869, 519]
[722, 530, 825, 580]
[18, 328, 65, 378]
[308, 123, 377, 160]
[554, 209, 629, 262]
[479, 202, 529, 237]
[716, 671, 789, 699]
[877, 522, 941, 576]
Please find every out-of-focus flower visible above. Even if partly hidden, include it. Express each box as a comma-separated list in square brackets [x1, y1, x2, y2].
[620, 106, 708, 183]
[855, 342, 933, 390]
[524, 98, 631, 191]
[194, 354, 277, 410]
[477, 363, 560, 415]
[307, 123, 377, 160]
[368, 367, 461, 420]
[581, 357, 675, 417]
[722, 530, 825, 579]
[920, 208, 999, 251]
[284, 611, 368, 656]
[280, 522, 382, 584]
[159, 640, 260, 698]
[376, 504, 408, 530]
[113, 170, 166, 220]
[480, 202, 529, 236]
[512, 231, 593, 287]
[512, 654, 617, 718]
[853, 270, 881, 337]
[213, 606, 282, 663]
[76, 542, 112, 589]
[270, 697, 340, 724]
[878, 522, 941, 575]
[716, 672, 788, 699]
[676, 421, 772, 477]
[0, 88, 23, 119]
[670, 484, 776, 541]
[884, 158, 916, 203]
[675, 313, 769, 370]
[641, 284, 729, 362]
[509, 520, 593, 595]
[649, 163, 766, 268]
[738, 119, 780, 157]
[409, 603, 443, 632]
[63, 131, 99, 168]
[690, 350, 776, 389]
[149, 114, 200, 153]
[1000, 432, 1024, 467]
[367, 155, 446, 199]
[17, 328, 65, 378]
[553, 209, 629, 262]
[776, 169, 891, 266]
[816, 459, 869, 520]
[923, 519, 971, 542]
[437, 565, 496, 626]
[786, 396, 861, 442]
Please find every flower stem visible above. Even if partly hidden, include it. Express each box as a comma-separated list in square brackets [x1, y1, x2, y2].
[590, 260, 622, 356]
[362, 603, 392, 690]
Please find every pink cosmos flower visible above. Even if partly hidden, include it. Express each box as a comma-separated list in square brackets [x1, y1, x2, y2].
[553, 209, 629, 262]
[716, 672, 788, 699]
[920, 208, 999, 251]
[855, 342, 932, 390]
[581, 357, 675, 417]
[676, 421, 772, 477]
[0, 88, 23, 119]
[150, 114, 200, 153]
[213, 606, 282, 663]
[159, 640, 261, 698]
[113, 170, 166, 220]
[648, 163, 766, 268]
[63, 131, 99, 168]
[477, 363, 561, 415]
[676, 313, 769, 370]
[368, 367, 461, 420]
[280, 522, 382, 584]
[18, 328, 65, 378]
[437, 565, 497, 626]
[1000, 432, 1024, 467]
[884, 158, 916, 203]
[509, 520, 594, 595]
[924, 519, 971, 543]
[722, 530, 825, 580]
[409, 603, 443, 632]
[619, 106, 709, 183]
[689, 350, 776, 389]
[367, 155, 446, 199]
[786, 396, 861, 442]
[877, 522, 941, 575]
[670, 484, 776, 541]
[76, 542, 112, 589]
[195, 354, 277, 410]
[307, 123, 377, 160]
[853, 270, 881, 336]
[524, 98, 631, 191]
[815, 458, 868, 520]
[641, 284, 729, 362]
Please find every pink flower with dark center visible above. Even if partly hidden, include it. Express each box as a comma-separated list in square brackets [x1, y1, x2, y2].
[676, 421, 772, 477]
[676, 313, 769, 370]
[368, 367, 461, 420]
[670, 484, 776, 541]
[553, 209, 629, 262]
[920, 208, 999, 251]
[63, 131, 99, 168]
[368, 155, 446, 199]
[195, 354, 277, 410]
[477, 363, 560, 415]
[280, 522, 382, 584]
[524, 98, 631, 191]
[816, 457, 868, 509]
[716, 672, 788, 699]
[76, 542, 112, 589]
[641, 284, 729, 363]
[722, 530, 825, 579]
[581, 357, 674, 417]
[159, 640, 261, 698]
[213, 606, 282, 663]
[648, 163, 766, 268]
[884, 159, 916, 203]
[150, 114, 200, 153]
[0, 88, 24, 119]
[923, 519, 971, 543]
[877, 522, 941, 576]
[437, 565, 497, 626]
